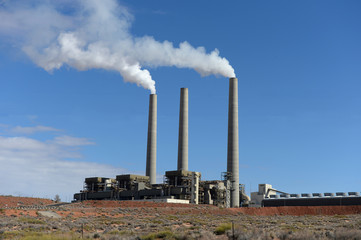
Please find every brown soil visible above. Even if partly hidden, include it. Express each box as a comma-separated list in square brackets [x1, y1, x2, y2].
[0, 195, 54, 208]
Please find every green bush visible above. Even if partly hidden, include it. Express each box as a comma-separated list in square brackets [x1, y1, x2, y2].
[214, 223, 232, 235]
[141, 230, 177, 240]
[17, 232, 81, 240]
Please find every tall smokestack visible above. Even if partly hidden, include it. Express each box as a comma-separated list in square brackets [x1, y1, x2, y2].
[146, 94, 157, 184]
[177, 88, 188, 171]
[227, 77, 240, 207]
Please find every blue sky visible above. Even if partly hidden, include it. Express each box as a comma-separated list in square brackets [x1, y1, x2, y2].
[0, 0, 360, 201]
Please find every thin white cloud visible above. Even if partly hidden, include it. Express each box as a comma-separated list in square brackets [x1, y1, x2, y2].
[51, 135, 94, 147]
[0, 131, 128, 201]
[11, 125, 61, 134]
[0, 136, 48, 150]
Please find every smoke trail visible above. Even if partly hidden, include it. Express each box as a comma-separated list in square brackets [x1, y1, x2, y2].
[0, 0, 235, 94]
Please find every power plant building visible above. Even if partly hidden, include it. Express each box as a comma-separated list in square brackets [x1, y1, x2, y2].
[73, 77, 360, 208]
[74, 78, 249, 207]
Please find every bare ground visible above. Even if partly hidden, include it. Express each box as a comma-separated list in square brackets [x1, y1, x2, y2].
[1, 196, 361, 239]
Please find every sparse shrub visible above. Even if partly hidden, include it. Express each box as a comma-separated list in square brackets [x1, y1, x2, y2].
[19, 217, 46, 225]
[109, 236, 127, 240]
[108, 230, 131, 235]
[279, 230, 317, 240]
[17, 232, 82, 240]
[93, 232, 101, 238]
[82, 224, 93, 231]
[278, 231, 293, 240]
[189, 226, 200, 230]
[234, 230, 269, 240]
[151, 219, 164, 224]
[166, 215, 179, 221]
[334, 229, 361, 240]
[2, 230, 24, 239]
[54, 194, 61, 203]
[280, 224, 298, 232]
[333, 215, 348, 219]
[214, 223, 231, 235]
[142, 230, 177, 240]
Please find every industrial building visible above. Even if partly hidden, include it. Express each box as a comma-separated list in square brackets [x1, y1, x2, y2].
[74, 78, 250, 207]
[73, 77, 360, 208]
[263, 192, 361, 207]
[249, 184, 361, 207]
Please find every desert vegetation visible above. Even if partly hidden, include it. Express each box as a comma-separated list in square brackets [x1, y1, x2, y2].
[1, 196, 361, 239]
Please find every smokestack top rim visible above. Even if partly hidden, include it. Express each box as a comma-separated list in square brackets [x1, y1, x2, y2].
[229, 77, 238, 80]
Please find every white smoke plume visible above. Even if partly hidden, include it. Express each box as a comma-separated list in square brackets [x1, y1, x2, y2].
[0, 0, 235, 94]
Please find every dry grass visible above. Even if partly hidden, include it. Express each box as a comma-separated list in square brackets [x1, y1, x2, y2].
[214, 223, 232, 235]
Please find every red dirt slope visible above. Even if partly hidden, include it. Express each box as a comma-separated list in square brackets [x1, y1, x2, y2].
[0, 195, 54, 208]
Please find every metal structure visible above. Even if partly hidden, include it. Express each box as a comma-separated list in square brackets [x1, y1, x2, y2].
[84, 177, 116, 192]
[221, 172, 232, 208]
[164, 170, 200, 204]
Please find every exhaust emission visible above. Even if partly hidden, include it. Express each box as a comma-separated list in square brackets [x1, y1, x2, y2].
[0, 0, 236, 95]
